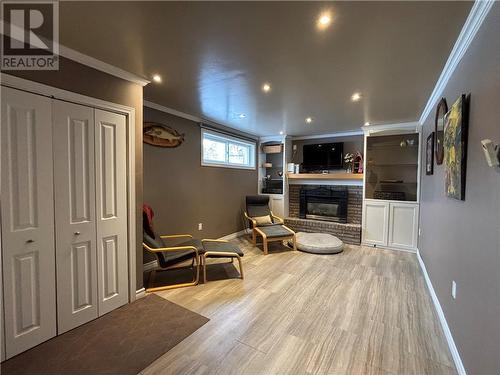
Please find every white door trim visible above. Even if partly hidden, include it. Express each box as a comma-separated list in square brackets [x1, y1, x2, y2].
[1, 73, 138, 302]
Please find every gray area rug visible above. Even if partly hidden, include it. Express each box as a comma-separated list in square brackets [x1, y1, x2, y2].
[1, 294, 209, 375]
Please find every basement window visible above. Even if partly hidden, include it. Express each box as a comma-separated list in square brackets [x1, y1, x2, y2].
[201, 129, 256, 169]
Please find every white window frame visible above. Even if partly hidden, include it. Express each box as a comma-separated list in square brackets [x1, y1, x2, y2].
[201, 128, 256, 170]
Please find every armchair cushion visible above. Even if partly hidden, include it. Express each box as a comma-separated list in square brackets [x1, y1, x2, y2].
[246, 195, 272, 218]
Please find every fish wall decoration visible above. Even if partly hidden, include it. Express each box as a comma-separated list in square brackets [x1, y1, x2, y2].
[143, 122, 185, 148]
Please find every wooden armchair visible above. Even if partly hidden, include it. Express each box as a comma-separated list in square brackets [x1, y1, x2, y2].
[143, 232, 202, 292]
[244, 195, 296, 255]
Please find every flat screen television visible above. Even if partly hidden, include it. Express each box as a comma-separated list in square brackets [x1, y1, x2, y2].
[303, 142, 344, 171]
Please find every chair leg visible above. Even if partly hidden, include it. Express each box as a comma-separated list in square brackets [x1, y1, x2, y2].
[236, 255, 244, 279]
[202, 254, 207, 283]
[252, 229, 256, 245]
[263, 238, 268, 255]
[146, 256, 200, 293]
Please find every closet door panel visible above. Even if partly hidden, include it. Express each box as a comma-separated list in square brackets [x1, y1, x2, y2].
[1, 87, 56, 358]
[53, 101, 98, 333]
[95, 109, 128, 315]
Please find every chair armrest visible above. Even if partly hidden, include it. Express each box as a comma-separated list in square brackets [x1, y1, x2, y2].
[244, 212, 257, 228]
[159, 234, 193, 240]
[270, 211, 284, 224]
[201, 239, 229, 244]
[143, 243, 199, 257]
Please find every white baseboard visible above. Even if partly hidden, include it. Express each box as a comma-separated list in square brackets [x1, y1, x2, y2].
[135, 287, 146, 300]
[218, 229, 249, 241]
[143, 260, 158, 272]
[416, 250, 466, 375]
[361, 242, 417, 254]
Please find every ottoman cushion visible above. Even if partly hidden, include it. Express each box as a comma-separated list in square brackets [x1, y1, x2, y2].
[290, 232, 344, 254]
[202, 241, 244, 257]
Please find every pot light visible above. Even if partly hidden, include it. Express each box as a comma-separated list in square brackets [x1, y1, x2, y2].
[351, 92, 362, 102]
[279, 131, 284, 135]
[364, 122, 370, 126]
[305, 117, 313, 124]
[238, 113, 246, 119]
[317, 12, 332, 29]
[152, 74, 162, 83]
[262, 83, 271, 93]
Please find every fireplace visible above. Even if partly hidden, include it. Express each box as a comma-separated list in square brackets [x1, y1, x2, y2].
[299, 187, 348, 223]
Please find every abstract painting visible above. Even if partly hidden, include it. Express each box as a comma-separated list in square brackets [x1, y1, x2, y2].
[444, 94, 470, 200]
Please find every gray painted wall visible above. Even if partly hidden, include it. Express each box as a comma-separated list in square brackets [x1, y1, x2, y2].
[143, 107, 258, 265]
[419, 5, 500, 374]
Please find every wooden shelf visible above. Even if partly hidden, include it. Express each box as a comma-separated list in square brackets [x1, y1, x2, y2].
[287, 173, 364, 180]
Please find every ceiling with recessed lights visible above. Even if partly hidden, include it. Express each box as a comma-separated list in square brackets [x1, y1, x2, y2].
[59, 1, 472, 136]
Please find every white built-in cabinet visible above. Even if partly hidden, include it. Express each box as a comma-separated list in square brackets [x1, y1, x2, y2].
[362, 200, 419, 250]
[362, 126, 421, 252]
[1, 87, 129, 359]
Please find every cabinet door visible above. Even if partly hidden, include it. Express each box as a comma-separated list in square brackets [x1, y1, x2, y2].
[388, 203, 419, 250]
[270, 196, 284, 218]
[53, 101, 98, 333]
[95, 109, 129, 315]
[362, 200, 389, 246]
[1, 87, 56, 358]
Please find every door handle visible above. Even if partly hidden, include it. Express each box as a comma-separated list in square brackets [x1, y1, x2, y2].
[26, 239, 34, 243]
[74, 231, 81, 236]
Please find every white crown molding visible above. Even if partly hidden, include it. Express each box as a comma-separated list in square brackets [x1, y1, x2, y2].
[0, 20, 150, 86]
[59, 45, 150, 86]
[362, 121, 421, 135]
[419, 0, 495, 125]
[144, 100, 202, 123]
[291, 130, 364, 141]
[417, 250, 467, 375]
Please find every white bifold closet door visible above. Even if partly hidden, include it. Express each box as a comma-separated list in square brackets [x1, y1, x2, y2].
[1, 87, 57, 358]
[53, 101, 98, 334]
[94, 109, 128, 315]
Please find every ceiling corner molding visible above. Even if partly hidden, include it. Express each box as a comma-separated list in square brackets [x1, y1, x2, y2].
[419, 0, 495, 125]
[143, 100, 202, 122]
[291, 129, 364, 141]
[362, 121, 421, 135]
[58, 45, 150, 86]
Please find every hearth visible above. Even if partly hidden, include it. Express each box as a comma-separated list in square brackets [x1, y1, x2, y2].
[299, 187, 348, 223]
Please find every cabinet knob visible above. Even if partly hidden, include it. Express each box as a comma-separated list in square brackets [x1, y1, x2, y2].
[74, 231, 81, 236]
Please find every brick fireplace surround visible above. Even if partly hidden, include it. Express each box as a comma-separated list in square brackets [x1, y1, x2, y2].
[285, 185, 362, 245]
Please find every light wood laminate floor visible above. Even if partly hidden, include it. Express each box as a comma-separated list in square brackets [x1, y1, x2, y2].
[142, 237, 456, 375]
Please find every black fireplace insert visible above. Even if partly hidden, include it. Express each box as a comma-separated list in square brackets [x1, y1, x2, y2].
[299, 187, 348, 223]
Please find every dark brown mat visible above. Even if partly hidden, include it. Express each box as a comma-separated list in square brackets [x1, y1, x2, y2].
[1, 294, 209, 375]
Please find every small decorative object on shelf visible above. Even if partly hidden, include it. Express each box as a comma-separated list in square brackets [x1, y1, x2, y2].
[263, 162, 272, 168]
[352, 151, 364, 173]
[344, 153, 354, 173]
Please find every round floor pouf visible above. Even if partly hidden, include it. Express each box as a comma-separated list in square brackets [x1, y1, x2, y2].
[289, 232, 344, 254]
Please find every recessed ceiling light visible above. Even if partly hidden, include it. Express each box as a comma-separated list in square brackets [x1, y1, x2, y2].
[262, 83, 271, 93]
[279, 131, 284, 135]
[351, 92, 362, 102]
[238, 113, 246, 119]
[152, 74, 162, 83]
[305, 117, 313, 124]
[364, 121, 370, 126]
[317, 12, 332, 29]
